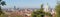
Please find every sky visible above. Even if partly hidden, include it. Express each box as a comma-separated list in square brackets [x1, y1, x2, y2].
[2, 0, 57, 8]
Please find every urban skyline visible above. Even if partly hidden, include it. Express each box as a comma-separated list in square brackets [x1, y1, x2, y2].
[2, 0, 57, 8]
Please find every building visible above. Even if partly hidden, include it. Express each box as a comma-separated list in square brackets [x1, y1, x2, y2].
[3, 8, 33, 17]
[43, 3, 56, 17]
[44, 3, 51, 12]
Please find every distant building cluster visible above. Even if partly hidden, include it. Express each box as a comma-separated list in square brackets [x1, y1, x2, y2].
[2, 3, 56, 17]
[2, 8, 39, 17]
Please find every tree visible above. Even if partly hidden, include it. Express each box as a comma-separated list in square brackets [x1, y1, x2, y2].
[0, 0, 6, 15]
[31, 4, 44, 17]
[55, 4, 60, 17]
[31, 3, 52, 17]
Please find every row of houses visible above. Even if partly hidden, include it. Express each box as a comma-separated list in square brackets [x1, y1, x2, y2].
[3, 8, 36, 17]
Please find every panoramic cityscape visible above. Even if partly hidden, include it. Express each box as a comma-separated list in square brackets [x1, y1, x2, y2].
[0, 0, 60, 17]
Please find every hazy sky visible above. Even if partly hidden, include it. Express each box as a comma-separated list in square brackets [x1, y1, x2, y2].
[2, 0, 57, 8]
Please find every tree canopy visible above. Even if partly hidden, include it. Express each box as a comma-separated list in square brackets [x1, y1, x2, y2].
[55, 4, 60, 17]
[0, 0, 6, 15]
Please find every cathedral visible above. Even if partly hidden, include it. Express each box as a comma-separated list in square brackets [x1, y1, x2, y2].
[43, 3, 56, 17]
[43, 3, 55, 14]
[44, 3, 51, 12]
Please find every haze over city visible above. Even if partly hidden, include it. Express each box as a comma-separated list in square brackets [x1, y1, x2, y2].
[2, 0, 57, 8]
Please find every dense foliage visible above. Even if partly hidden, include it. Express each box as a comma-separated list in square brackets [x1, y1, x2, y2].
[55, 4, 60, 17]
[31, 4, 52, 17]
[0, 0, 6, 15]
[31, 4, 44, 17]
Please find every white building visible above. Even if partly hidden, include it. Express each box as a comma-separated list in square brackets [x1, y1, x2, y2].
[44, 3, 50, 12]
[44, 3, 55, 15]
